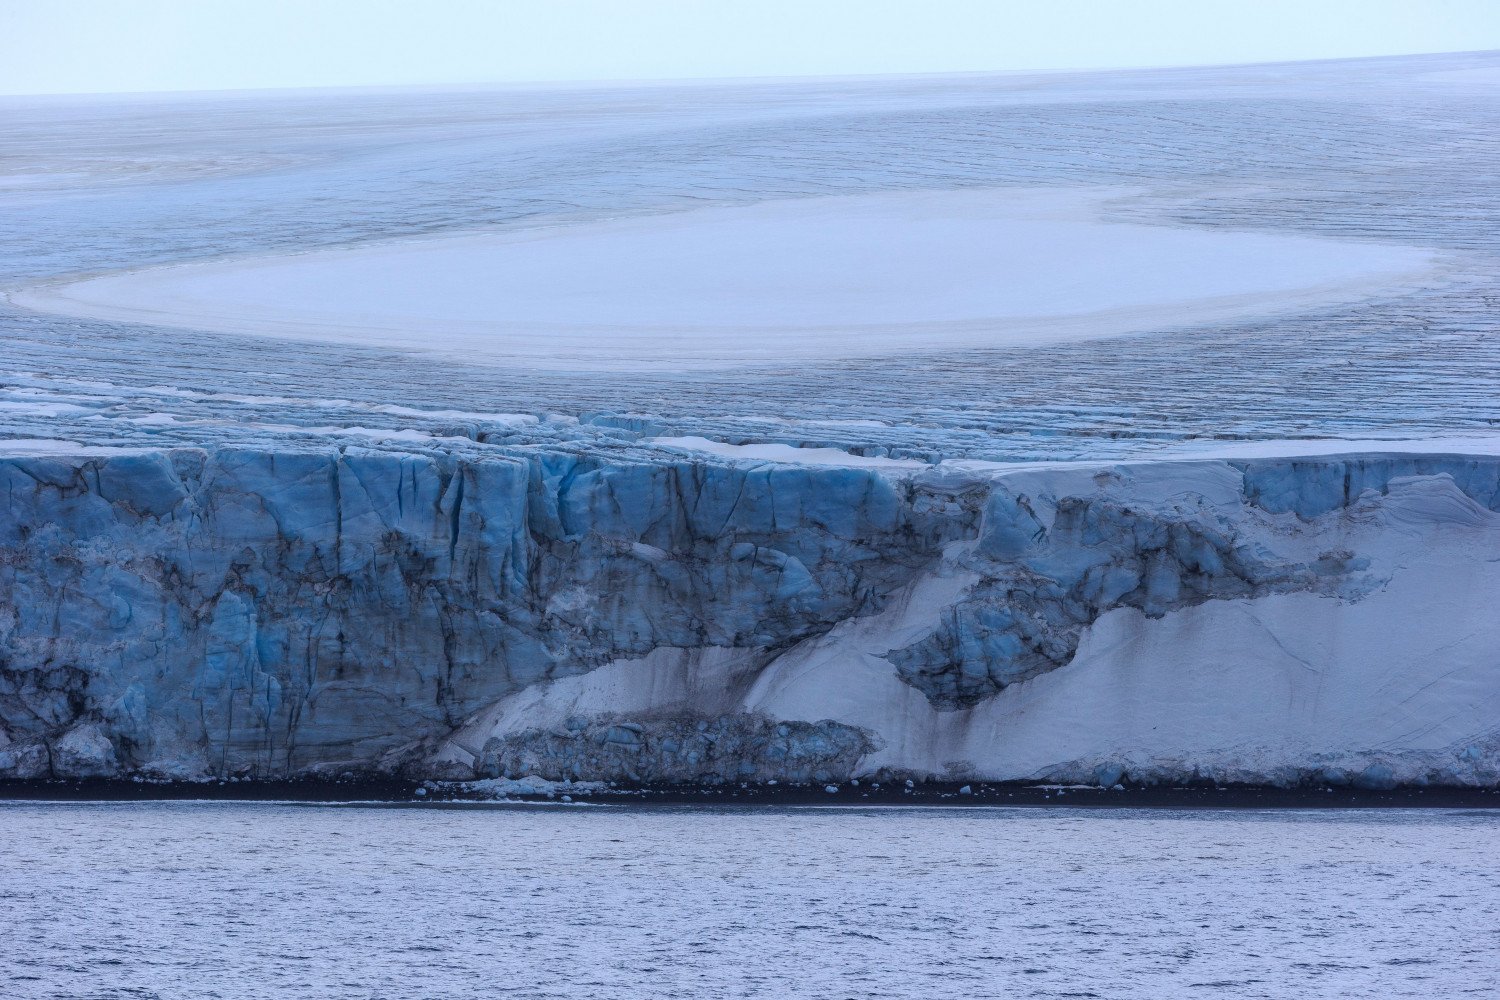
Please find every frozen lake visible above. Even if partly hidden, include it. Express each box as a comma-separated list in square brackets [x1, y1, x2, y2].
[0, 802, 1495, 999]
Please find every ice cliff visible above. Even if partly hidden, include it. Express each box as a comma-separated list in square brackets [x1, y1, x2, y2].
[2, 444, 1497, 788]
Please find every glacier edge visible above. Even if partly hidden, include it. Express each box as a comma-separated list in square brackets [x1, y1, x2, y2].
[1, 445, 1497, 789]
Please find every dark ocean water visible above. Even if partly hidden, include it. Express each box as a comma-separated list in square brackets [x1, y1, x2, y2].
[1, 802, 1496, 999]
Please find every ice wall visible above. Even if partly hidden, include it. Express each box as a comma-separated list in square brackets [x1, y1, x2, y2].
[1, 445, 1496, 787]
[0, 446, 971, 778]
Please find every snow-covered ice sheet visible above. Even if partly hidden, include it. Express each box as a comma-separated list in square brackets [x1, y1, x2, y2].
[4, 51, 1500, 458]
[7, 187, 1437, 369]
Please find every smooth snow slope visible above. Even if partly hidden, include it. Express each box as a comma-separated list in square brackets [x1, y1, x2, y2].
[7, 188, 1437, 369]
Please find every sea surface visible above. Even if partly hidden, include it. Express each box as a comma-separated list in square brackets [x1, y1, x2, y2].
[1, 802, 1496, 999]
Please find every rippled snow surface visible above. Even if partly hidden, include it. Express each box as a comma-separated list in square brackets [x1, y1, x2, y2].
[1, 803, 1496, 999]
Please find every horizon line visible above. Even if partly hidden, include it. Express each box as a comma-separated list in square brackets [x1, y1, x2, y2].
[2, 46, 1495, 103]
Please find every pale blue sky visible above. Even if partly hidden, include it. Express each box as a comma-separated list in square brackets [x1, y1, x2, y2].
[3, 0, 1498, 96]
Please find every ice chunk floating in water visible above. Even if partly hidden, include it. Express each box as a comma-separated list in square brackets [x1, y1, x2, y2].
[8, 188, 1437, 370]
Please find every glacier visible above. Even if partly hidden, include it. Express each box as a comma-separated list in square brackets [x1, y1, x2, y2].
[2, 444, 1497, 787]
[3, 52, 1500, 788]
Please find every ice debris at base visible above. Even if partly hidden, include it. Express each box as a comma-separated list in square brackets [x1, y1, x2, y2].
[2, 444, 1498, 788]
[476, 714, 873, 786]
[446, 776, 608, 800]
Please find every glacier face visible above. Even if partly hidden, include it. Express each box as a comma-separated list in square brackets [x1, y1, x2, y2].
[3, 446, 1497, 787]
[0, 446, 971, 778]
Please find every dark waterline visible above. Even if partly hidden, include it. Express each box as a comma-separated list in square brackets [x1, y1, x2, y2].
[2, 778, 1495, 809]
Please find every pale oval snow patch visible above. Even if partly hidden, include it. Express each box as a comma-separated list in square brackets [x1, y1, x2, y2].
[7, 187, 1440, 371]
